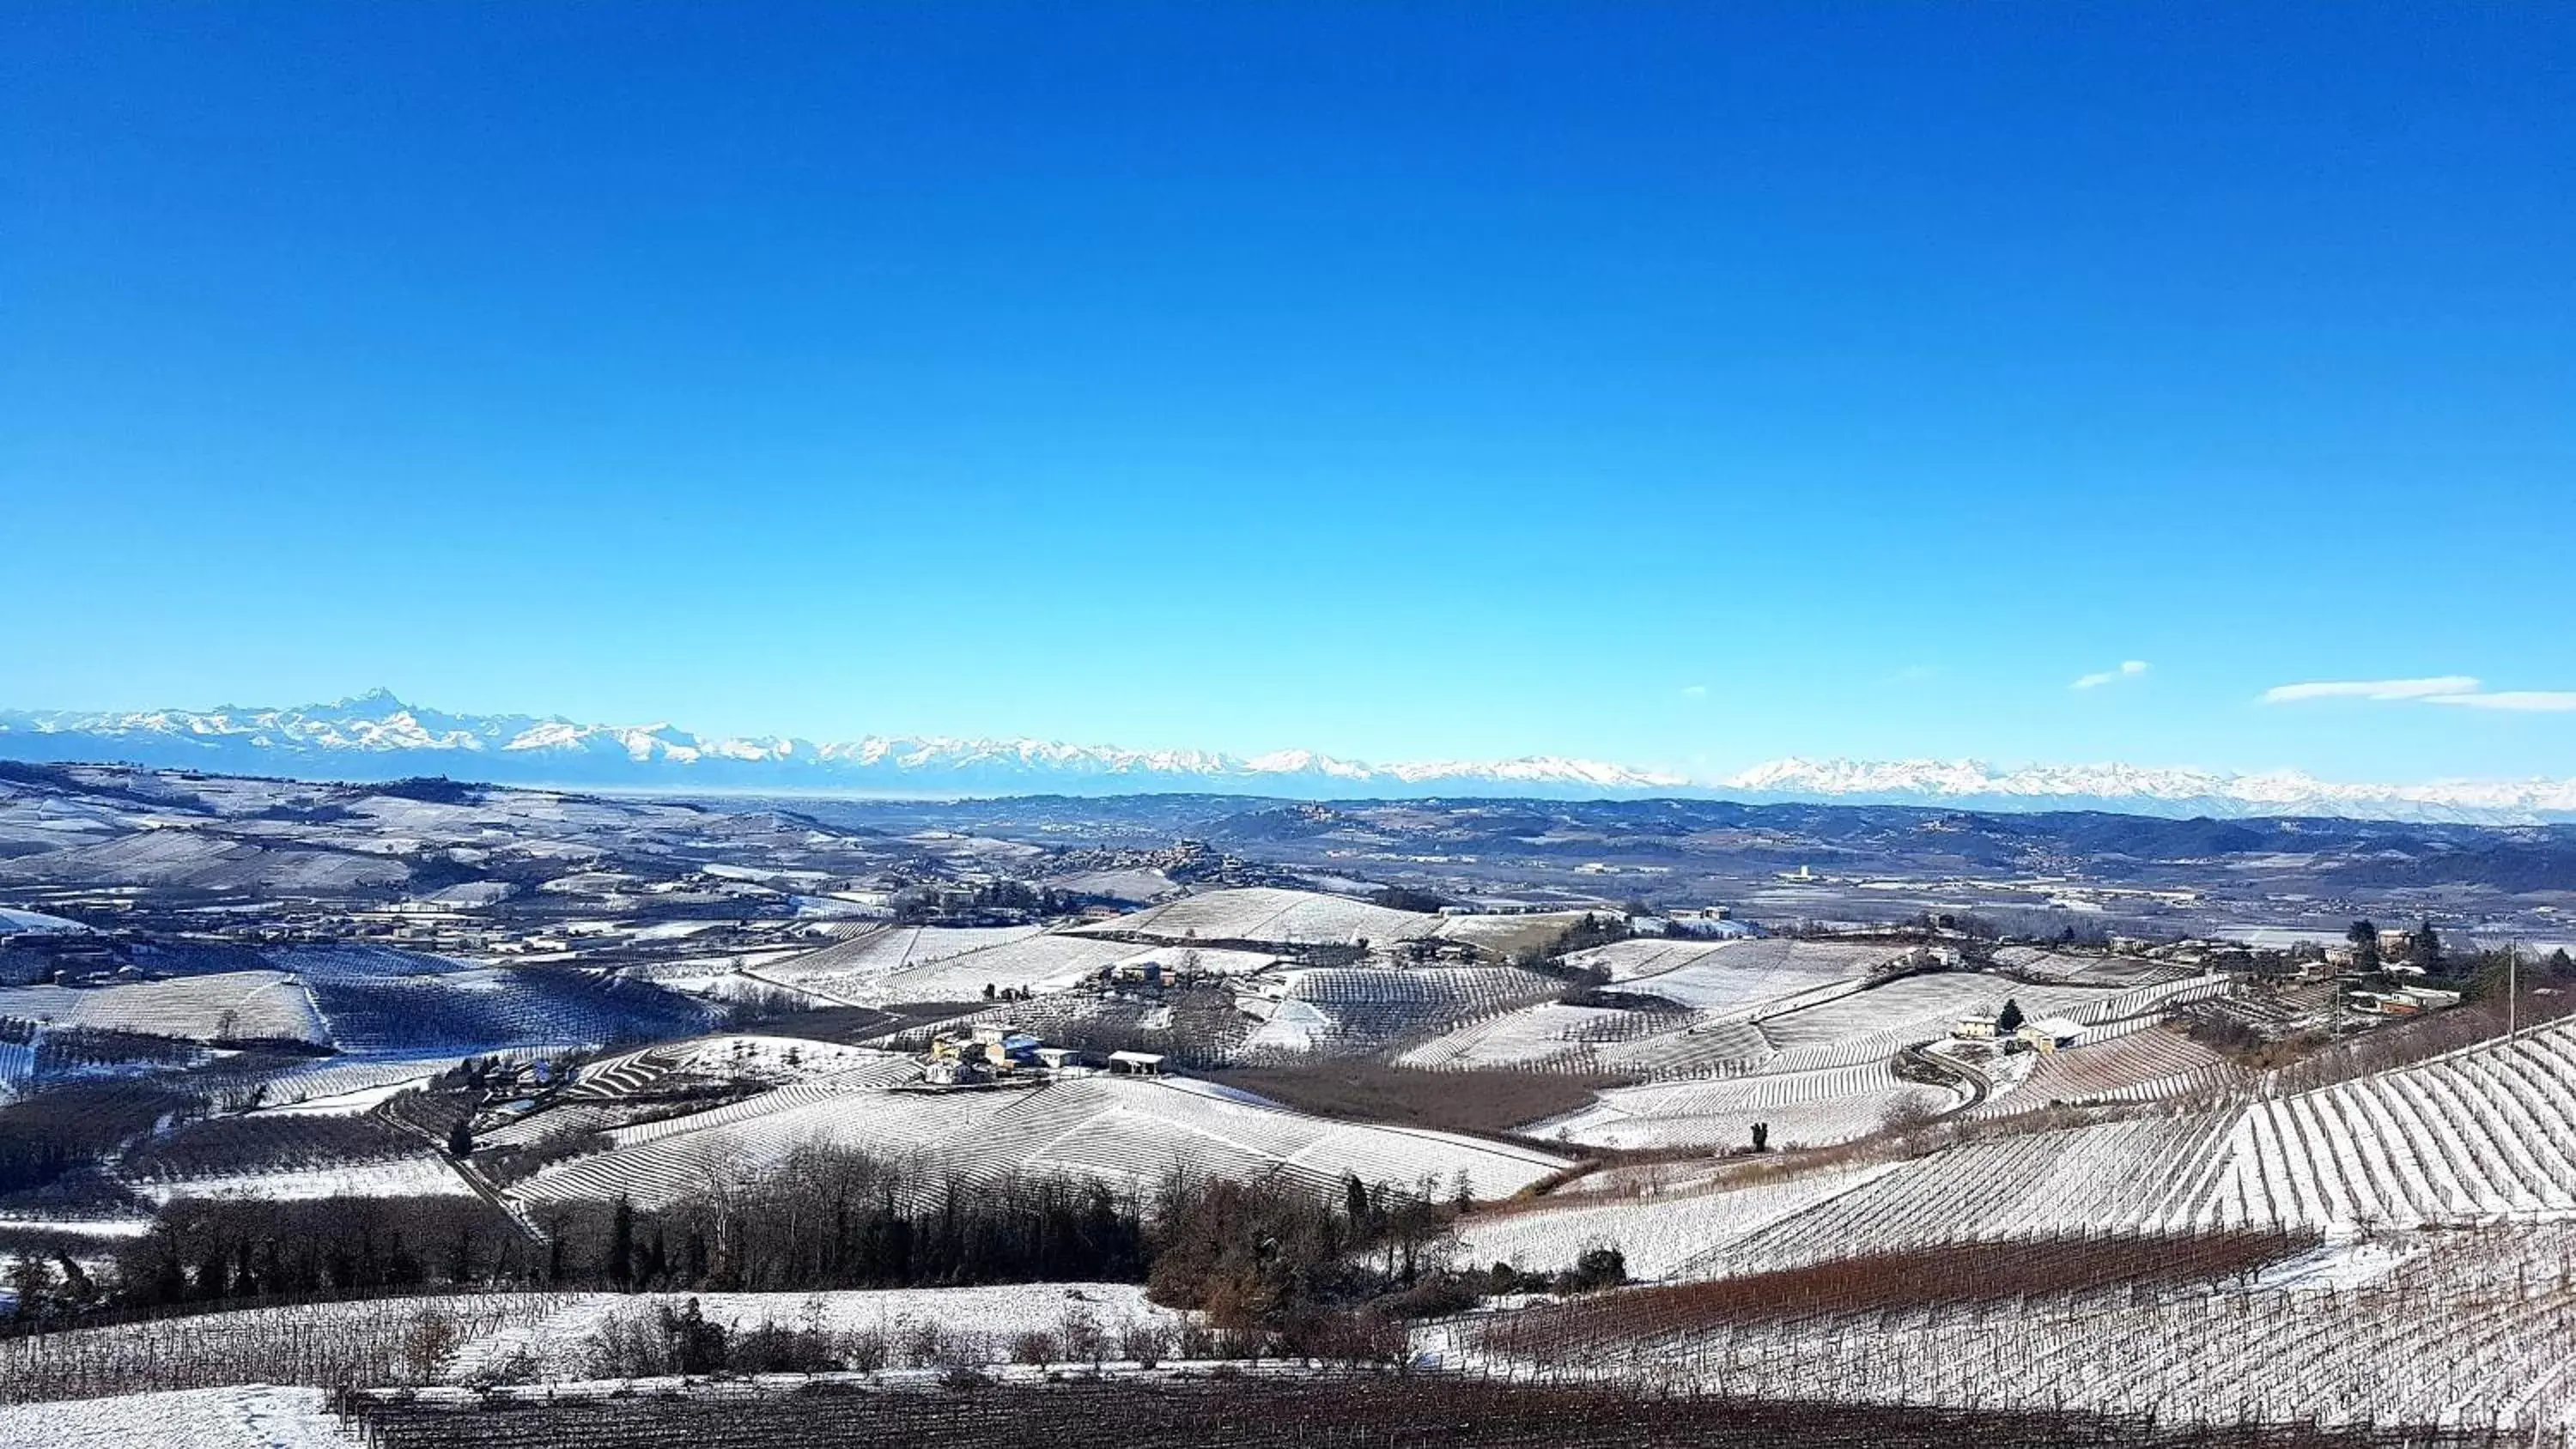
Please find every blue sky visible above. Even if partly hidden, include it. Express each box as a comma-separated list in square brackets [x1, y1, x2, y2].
[5, 3, 2571, 783]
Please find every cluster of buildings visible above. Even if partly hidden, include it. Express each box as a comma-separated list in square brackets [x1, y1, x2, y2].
[1950, 1011, 2086, 1053]
[920, 1022, 1163, 1086]
[2346, 983, 2464, 1018]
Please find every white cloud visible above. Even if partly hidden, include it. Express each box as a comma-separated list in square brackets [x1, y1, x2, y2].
[2071, 660, 2150, 690]
[2260, 676, 2576, 712]
[2262, 676, 2482, 704]
[2419, 690, 2576, 712]
[1680, 684, 1709, 700]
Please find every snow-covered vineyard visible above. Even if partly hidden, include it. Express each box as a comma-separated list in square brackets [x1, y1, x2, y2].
[1452, 1225, 2576, 1434]
[1463, 1021, 2576, 1289]
[511, 1066, 1573, 1210]
[2210, 1025, 2576, 1228]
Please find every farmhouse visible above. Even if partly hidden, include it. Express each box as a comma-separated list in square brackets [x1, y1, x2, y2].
[2349, 985, 2463, 1017]
[2015, 1016, 2084, 1052]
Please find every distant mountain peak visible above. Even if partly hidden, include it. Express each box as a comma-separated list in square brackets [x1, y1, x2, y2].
[331, 686, 410, 710]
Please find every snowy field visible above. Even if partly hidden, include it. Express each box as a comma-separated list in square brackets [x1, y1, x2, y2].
[1393, 1002, 1646, 1070]
[1426, 910, 1601, 956]
[1564, 937, 1905, 1019]
[444, 1282, 1185, 1381]
[0, 1284, 1186, 1410]
[1529, 1063, 1955, 1151]
[763, 929, 1282, 1007]
[0, 970, 326, 1044]
[568, 1033, 906, 1097]
[1453, 1162, 1904, 1280]
[0, 1385, 359, 1449]
[1990, 945, 2196, 987]
[1069, 887, 1444, 946]
[1238, 966, 1561, 1055]
[126, 1154, 473, 1207]
[513, 1070, 1573, 1210]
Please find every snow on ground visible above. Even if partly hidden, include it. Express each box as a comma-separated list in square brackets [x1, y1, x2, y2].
[1069, 887, 1443, 946]
[2243, 1234, 2427, 1292]
[628, 919, 725, 942]
[1437, 1223, 2576, 1432]
[515, 1071, 1573, 1210]
[1564, 937, 1900, 1017]
[1235, 966, 1561, 1058]
[1426, 911, 1601, 956]
[756, 924, 1057, 1002]
[0, 906, 95, 934]
[0, 1215, 156, 1239]
[1452, 1162, 1903, 1280]
[1530, 1076, 1953, 1152]
[1042, 866, 1174, 903]
[254, 1051, 550, 1109]
[1110, 943, 1278, 978]
[761, 928, 1283, 1009]
[1242, 997, 1333, 1052]
[1990, 946, 2193, 987]
[260, 1077, 427, 1116]
[2203, 1019, 2576, 1231]
[0, 1286, 1193, 1413]
[1393, 1002, 1641, 1070]
[447, 1283, 1184, 1381]
[570, 1034, 906, 1097]
[848, 934, 1144, 1003]
[128, 1155, 471, 1206]
[0, 970, 327, 1045]
[0, 1385, 360, 1448]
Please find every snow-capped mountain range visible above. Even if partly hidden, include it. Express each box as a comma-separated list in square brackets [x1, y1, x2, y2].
[3, 690, 2572, 823]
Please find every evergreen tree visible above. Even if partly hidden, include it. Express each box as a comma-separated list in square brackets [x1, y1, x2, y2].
[608, 1196, 635, 1290]
[2413, 919, 2443, 973]
[2348, 919, 2382, 972]
[445, 1119, 472, 1159]
[1996, 997, 2026, 1034]
[6, 1254, 56, 1321]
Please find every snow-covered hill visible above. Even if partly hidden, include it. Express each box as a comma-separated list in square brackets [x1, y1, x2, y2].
[5, 693, 2572, 822]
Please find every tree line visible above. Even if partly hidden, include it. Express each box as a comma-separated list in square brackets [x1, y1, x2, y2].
[22, 1144, 1611, 1357]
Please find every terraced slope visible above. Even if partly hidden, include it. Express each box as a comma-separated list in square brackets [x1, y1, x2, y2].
[2208, 1021, 2576, 1230]
[1969, 1020, 2244, 1119]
